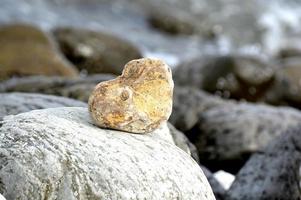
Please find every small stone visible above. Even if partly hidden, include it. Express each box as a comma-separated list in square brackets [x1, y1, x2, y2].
[89, 58, 174, 134]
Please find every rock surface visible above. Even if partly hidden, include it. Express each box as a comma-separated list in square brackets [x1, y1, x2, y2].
[225, 126, 301, 200]
[53, 27, 142, 75]
[192, 102, 301, 173]
[265, 58, 301, 108]
[170, 86, 228, 132]
[0, 24, 78, 80]
[167, 123, 200, 163]
[174, 55, 275, 101]
[89, 58, 174, 133]
[0, 74, 115, 102]
[0, 107, 215, 200]
[0, 92, 86, 120]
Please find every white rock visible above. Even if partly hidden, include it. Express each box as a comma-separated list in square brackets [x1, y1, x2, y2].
[213, 171, 235, 190]
[0, 107, 215, 200]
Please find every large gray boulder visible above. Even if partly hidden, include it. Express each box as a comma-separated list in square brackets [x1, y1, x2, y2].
[0, 92, 86, 120]
[225, 125, 301, 200]
[0, 107, 215, 200]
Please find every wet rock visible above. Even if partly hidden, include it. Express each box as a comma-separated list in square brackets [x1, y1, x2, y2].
[170, 86, 229, 132]
[174, 55, 275, 101]
[0, 107, 215, 200]
[225, 126, 301, 200]
[53, 27, 142, 75]
[0, 24, 78, 81]
[0, 74, 115, 102]
[89, 58, 174, 134]
[0, 92, 86, 120]
[192, 102, 301, 173]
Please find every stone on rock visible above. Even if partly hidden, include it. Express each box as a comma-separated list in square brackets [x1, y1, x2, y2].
[53, 27, 142, 75]
[0, 74, 115, 102]
[0, 107, 215, 200]
[89, 58, 174, 134]
[0, 92, 86, 120]
[225, 126, 301, 200]
[0, 24, 78, 81]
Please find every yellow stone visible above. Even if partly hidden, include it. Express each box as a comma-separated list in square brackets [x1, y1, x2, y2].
[88, 58, 174, 133]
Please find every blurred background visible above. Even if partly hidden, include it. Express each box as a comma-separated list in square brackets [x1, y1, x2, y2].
[1, 0, 301, 199]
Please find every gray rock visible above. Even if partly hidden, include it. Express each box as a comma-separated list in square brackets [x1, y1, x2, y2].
[264, 58, 301, 108]
[193, 102, 301, 172]
[168, 123, 200, 163]
[0, 74, 115, 102]
[174, 55, 275, 102]
[170, 86, 228, 132]
[0, 107, 215, 200]
[52, 27, 142, 75]
[0, 92, 86, 120]
[168, 123, 224, 200]
[225, 125, 301, 200]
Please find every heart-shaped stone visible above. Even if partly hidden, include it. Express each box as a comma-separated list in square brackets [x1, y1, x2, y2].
[88, 58, 174, 133]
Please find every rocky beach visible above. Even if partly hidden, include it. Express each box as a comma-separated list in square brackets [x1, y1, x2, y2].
[1, 0, 301, 199]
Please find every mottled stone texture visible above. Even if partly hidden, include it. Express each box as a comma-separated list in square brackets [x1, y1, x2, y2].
[225, 126, 301, 200]
[0, 107, 215, 200]
[89, 58, 174, 134]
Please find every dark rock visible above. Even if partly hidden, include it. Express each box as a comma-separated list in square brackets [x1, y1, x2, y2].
[170, 86, 228, 132]
[0, 92, 86, 120]
[192, 102, 301, 173]
[52, 27, 142, 75]
[174, 55, 275, 101]
[0, 24, 78, 81]
[0, 74, 115, 102]
[225, 125, 301, 200]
